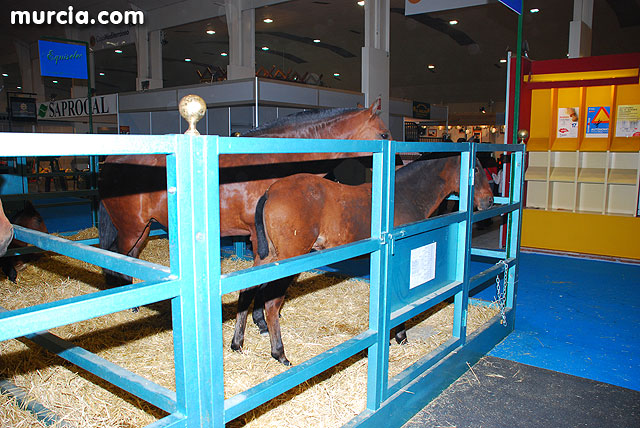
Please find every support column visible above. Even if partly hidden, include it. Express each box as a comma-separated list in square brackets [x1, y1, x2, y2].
[568, 0, 593, 58]
[362, 0, 390, 125]
[149, 30, 164, 88]
[15, 41, 45, 102]
[225, 0, 255, 80]
[135, 26, 163, 91]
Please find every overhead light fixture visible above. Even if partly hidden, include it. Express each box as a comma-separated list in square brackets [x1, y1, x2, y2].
[52, 80, 58, 84]
[333, 72, 340, 77]
[1, 73, 7, 77]
[221, 52, 228, 56]
[480, 106, 486, 114]
[184, 58, 192, 62]
[17, 86, 22, 89]
[99, 72, 105, 76]
[263, 18, 273, 23]
[357, 1, 365, 6]
[530, 8, 540, 13]
[449, 19, 458, 25]
[115, 49, 123, 54]
[206, 29, 215, 35]
[313, 39, 321, 43]
[499, 59, 507, 63]
[261, 46, 269, 51]
[427, 64, 435, 69]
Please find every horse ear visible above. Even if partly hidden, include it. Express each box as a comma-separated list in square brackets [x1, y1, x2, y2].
[367, 97, 382, 116]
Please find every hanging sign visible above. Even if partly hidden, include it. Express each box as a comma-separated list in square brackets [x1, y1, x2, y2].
[405, 0, 521, 16]
[585, 106, 610, 138]
[412, 101, 431, 119]
[409, 242, 437, 289]
[557, 107, 579, 138]
[38, 94, 117, 120]
[614, 104, 640, 138]
[38, 40, 88, 79]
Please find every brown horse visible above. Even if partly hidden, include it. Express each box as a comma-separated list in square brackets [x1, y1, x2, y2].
[98, 101, 391, 285]
[0, 199, 12, 257]
[232, 153, 494, 365]
[1, 201, 48, 283]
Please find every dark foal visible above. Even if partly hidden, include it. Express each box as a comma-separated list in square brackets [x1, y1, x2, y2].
[1, 201, 48, 282]
[232, 153, 494, 365]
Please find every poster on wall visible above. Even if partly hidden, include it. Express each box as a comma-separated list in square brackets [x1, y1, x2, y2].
[557, 107, 579, 138]
[585, 106, 610, 138]
[615, 104, 640, 138]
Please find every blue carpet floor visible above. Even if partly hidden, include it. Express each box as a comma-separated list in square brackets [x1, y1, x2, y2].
[489, 252, 640, 391]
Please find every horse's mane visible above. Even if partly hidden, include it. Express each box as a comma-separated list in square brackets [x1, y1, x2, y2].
[242, 107, 362, 136]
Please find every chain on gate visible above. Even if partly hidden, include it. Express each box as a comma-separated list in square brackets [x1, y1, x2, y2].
[494, 260, 509, 326]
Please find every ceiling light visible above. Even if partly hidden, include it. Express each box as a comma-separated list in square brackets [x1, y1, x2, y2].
[499, 59, 507, 63]
[52, 80, 58, 84]
[206, 29, 215, 35]
[263, 18, 273, 23]
[17, 86, 22, 89]
[530, 8, 540, 13]
[427, 64, 435, 69]
[115, 49, 123, 54]
[99, 72, 105, 76]
[480, 106, 486, 114]
[184, 58, 192, 62]
[221, 52, 228, 56]
[261, 46, 269, 51]
[313, 39, 321, 43]
[1, 73, 7, 77]
[357, 1, 365, 6]
[333, 73, 340, 77]
[449, 20, 458, 25]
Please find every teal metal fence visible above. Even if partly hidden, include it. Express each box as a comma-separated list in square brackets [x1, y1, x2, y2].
[0, 132, 524, 428]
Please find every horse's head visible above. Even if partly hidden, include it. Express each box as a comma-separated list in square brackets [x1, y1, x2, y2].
[351, 98, 392, 141]
[473, 157, 494, 210]
[0, 199, 14, 257]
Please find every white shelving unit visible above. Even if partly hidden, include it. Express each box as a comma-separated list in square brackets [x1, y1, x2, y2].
[525, 150, 640, 215]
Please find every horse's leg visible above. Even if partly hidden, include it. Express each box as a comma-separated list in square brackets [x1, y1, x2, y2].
[247, 231, 269, 335]
[99, 202, 131, 286]
[231, 285, 261, 352]
[263, 276, 294, 365]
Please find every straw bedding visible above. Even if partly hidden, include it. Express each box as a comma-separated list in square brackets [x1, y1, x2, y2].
[0, 229, 497, 428]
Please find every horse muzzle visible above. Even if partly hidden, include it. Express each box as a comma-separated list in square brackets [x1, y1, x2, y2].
[478, 196, 494, 211]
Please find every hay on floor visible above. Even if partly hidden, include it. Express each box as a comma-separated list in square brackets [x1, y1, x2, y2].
[0, 228, 498, 428]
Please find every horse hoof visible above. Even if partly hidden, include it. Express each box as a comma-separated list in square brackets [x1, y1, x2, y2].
[230, 343, 242, 353]
[273, 353, 291, 366]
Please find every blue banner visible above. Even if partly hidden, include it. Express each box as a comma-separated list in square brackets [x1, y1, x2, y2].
[499, 0, 522, 14]
[38, 40, 88, 79]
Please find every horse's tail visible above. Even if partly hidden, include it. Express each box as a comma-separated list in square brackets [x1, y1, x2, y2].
[255, 192, 269, 260]
[98, 201, 118, 253]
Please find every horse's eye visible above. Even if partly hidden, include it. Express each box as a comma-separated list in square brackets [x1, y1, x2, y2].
[380, 133, 389, 140]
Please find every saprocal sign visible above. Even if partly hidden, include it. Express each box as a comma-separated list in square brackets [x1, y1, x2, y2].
[38, 94, 117, 120]
[38, 40, 88, 79]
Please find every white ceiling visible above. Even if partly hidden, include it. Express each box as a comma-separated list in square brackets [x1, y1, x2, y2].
[0, 0, 638, 109]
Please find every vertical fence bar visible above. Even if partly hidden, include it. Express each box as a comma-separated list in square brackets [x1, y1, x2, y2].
[506, 150, 524, 313]
[367, 140, 394, 409]
[453, 145, 475, 341]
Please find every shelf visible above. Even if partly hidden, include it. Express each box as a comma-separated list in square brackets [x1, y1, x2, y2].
[524, 166, 547, 181]
[608, 168, 638, 185]
[549, 167, 576, 182]
[577, 168, 606, 183]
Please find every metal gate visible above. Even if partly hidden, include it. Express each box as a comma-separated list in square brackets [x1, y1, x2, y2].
[0, 131, 524, 428]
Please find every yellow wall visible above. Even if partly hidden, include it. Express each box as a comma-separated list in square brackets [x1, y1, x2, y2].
[522, 209, 640, 260]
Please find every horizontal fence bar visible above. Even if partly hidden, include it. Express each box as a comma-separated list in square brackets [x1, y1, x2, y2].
[224, 330, 377, 422]
[469, 257, 517, 291]
[13, 226, 172, 283]
[472, 202, 520, 222]
[0, 132, 177, 157]
[475, 143, 525, 153]
[217, 136, 384, 155]
[0, 306, 177, 414]
[0, 279, 180, 342]
[386, 337, 461, 400]
[145, 414, 187, 428]
[393, 212, 466, 241]
[221, 239, 379, 295]
[390, 281, 462, 328]
[394, 141, 470, 153]
[471, 248, 507, 259]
